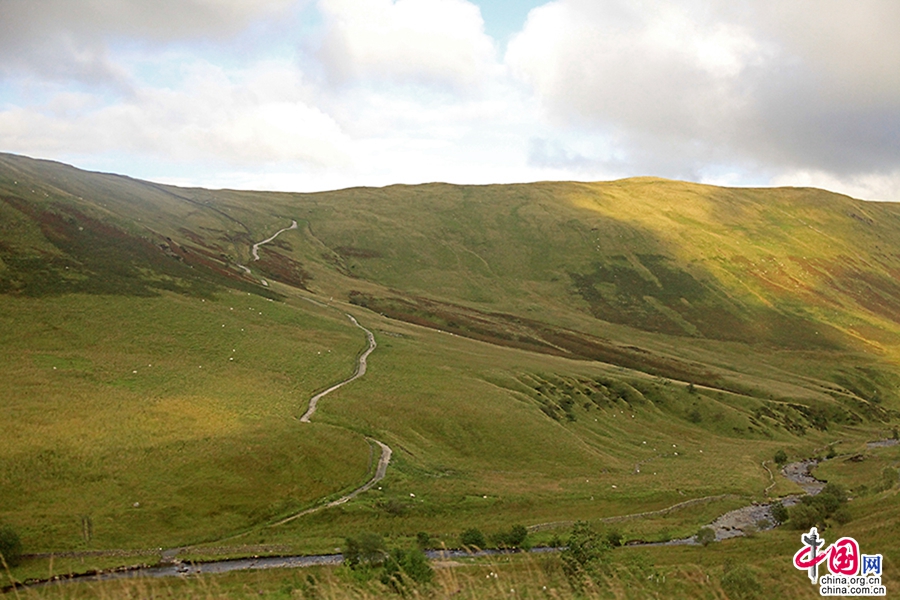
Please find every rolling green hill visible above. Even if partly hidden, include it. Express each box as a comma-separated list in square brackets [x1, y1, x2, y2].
[1, 153, 898, 597]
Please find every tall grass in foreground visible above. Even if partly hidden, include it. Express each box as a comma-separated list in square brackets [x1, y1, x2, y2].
[4, 549, 821, 600]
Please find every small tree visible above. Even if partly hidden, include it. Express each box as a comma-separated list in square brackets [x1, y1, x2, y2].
[771, 501, 789, 525]
[343, 532, 386, 569]
[492, 524, 528, 549]
[0, 526, 22, 568]
[380, 547, 434, 592]
[459, 528, 486, 550]
[605, 528, 624, 548]
[774, 450, 788, 467]
[561, 521, 609, 589]
[696, 527, 716, 547]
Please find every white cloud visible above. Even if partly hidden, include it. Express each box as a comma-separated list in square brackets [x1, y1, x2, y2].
[0, 0, 297, 87]
[505, 0, 900, 185]
[506, 2, 766, 162]
[770, 169, 900, 203]
[0, 61, 351, 168]
[316, 0, 499, 89]
[1, 0, 899, 201]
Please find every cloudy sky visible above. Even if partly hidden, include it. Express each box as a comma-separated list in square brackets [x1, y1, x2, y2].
[1, 0, 898, 200]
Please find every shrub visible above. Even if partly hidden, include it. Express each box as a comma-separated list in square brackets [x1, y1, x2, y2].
[0, 526, 22, 568]
[806, 491, 841, 515]
[492, 524, 528, 549]
[605, 528, 624, 548]
[696, 527, 716, 546]
[774, 450, 788, 466]
[832, 507, 853, 525]
[561, 521, 609, 589]
[771, 501, 789, 524]
[820, 482, 848, 504]
[459, 528, 486, 550]
[788, 503, 823, 530]
[343, 532, 386, 569]
[380, 547, 434, 592]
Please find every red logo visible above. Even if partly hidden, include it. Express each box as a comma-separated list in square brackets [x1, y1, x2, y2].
[793, 527, 860, 583]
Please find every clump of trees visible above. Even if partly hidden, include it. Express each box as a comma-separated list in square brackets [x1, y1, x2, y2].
[458, 524, 530, 550]
[491, 525, 529, 549]
[343, 532, 434, 593]
[787, 483, 850, 529]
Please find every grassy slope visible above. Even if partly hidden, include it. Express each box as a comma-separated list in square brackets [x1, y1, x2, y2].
[0, 289, 375, 552]
[0, 154, 898, 594]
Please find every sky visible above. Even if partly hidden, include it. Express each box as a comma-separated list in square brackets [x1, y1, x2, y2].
[1, 0, 899, 201]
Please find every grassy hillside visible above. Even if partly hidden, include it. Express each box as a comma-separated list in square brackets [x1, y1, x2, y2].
[0, 153, 898, 596]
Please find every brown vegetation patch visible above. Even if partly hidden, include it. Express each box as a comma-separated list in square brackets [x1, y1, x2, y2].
[257, 246, 311, 289]
[335, 246, 383, 259]
[349, 291, 731, 388]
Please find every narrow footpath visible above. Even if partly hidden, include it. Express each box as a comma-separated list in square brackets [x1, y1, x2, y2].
[164, 222, 392, 561]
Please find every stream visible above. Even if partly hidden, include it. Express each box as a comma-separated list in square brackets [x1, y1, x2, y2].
[8, 456, 835, 592]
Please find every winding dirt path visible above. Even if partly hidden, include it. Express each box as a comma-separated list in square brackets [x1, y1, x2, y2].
[300, 314, 376, 422]
[272, 439, 392, 526]
[235, 219, 298, 275]
[251, 220, 298, 261]
[269, 313, 392, 525]
[160, 224, 391, 558]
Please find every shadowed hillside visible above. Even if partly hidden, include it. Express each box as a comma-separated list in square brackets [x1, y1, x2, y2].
[3, 153, 900, 399]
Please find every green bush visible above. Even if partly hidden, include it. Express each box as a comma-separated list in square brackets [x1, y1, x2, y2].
[605, 528, 624, 548]
[491, 524, 528, 549]
[380, 547, 434, 592]
[561, 521, 609, 589]
[771, 501, 789, 524]
[782, 481, 853, 528]
[774, 450, 788, 466]
[820, 482, 847, 504]
[696, 527, 716, 546]
[832, 507, 853, 525]
[459, 528, 486, 549]
[343, 532, 387, 569]
[0, 526, 22, 568]
[788, 503, 823, 530]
